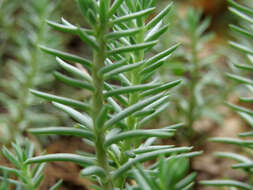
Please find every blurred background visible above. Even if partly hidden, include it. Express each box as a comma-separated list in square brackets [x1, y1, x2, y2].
[0, 0, 252, 189]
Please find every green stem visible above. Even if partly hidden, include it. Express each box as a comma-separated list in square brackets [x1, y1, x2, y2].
[92, 22, 113, 190]
[119, 20, 145, 187]
[9, 10, 47, 143]
[21, 165, 35, 190]
[187, 32, 199, 139]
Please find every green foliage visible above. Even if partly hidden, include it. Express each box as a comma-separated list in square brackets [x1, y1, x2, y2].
[0, 0, 21, 61]
[18, 0, 200, 189]
[0, 140, 62, 190]
[200, 0, 253, 189]
[0, 0, 62, 144]
[160, 7, 227, 140]
[128, 156, 199, 190]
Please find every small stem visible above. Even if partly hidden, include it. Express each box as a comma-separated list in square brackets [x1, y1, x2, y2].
[120, 19, 145, 185]
[187, 32, 199, 139]
[21, 165, 35, 190]
[9, 9, 47, 143]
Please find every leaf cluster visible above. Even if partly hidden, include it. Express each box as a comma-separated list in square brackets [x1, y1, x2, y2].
[160, 6, 228, 139]
[0, 140, 62, 190]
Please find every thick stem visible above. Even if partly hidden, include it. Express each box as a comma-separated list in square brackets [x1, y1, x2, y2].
[92, 23, 113, 190]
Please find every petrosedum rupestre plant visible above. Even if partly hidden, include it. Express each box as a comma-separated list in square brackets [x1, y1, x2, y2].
[200, 0, 253, 189]
[0, 0, 61, 144]
[17, 0, 202, 189]
[163, 7, 225, 140]
[130, 156, 197, 190]
[0, 140, 62, 190]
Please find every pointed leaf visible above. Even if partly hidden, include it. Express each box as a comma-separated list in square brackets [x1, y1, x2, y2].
[30, 89, 90, 111]
[47, 20, 77, 34]
[200, 180, 253, 190]
[104, 61, 145, 79]
[53, 102, 93, 129]
[140, 80, 181, 97]
[104, 83, 160, 97]
[49, 179, 63, 190]
[146, 2, 173, 30]
[29, 127, 94, 139]
[106, 28, 143, 39]
[111, 7, 155, 24]
[229, 7, 253, 24]
[228, 0, 253, 16]
[54, 72, 94, 91]
[227, 73, 253, 85]
[145, 43, 180, 66]
[229, 24, 253, 39]
[108, 0, 124, 17]
[107, 40, 157, 55]
[229, 41, 253, 55]
[112, 147, 192, 179]
[76, 27, 99, 50]
[105, 93, 167, 128]
[26, 153, 95, 166]
[105, 129, 174, 146]
[39, 46, 91, 68]
[56, 57, 92, 82]
[81, 166, 106, 178]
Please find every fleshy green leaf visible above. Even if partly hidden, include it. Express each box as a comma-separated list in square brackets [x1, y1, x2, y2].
[226, 73, 253, 85]
[111, 7, 155, 24]
[228, 0, 253, 16]
[229, 24, 253, 39]
[229, 41, 253, 55]
[112, 147, 192, 179]
[39, 45, 92, 68]
[56, 57, 92, 82]
[140, 80, 181, 97]
[53, 102, 93, 129]
[226, 102, 253, 116]
[229, 7, 253, 24]
[105, 93, 167, 128]
[104, 61, 145, 79]
[26, 153, 96, 166]
[104, 83, 160, 97]
[146, 2, 173, 30]
[76, 27, 99, 50]
[81, 166, 106, 178]
[108, 0, 124, 17]
[145, 43, 180, 66]
[105, 129, 175, 146]
[54, 72, 94, 91]
[49, 179, 63, 190]
[106, 28, 142, 39]
[107, 41, 157, 55]
[30, 89, 90, 111]
[29, 127, 94, 139]
[47, 20, 77, 34]
[200, 180, 253, 190]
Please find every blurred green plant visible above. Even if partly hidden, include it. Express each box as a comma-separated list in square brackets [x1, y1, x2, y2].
[160, 7, 227, 140]
[0, 0, 21, 62]
[200, 0, 253, 189]
[0, 140, 62, 190]
[0, 0, 62, 144]
[17, 0, 202, 189]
